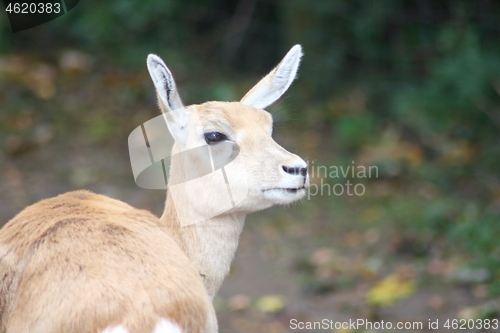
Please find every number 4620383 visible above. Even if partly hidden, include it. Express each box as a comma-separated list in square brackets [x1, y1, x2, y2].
[5, 2, 61, 14]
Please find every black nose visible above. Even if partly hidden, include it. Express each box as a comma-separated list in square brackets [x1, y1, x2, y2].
[282, 165, 308, 177]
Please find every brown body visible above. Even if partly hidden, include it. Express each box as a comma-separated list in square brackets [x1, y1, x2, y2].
[0, 191, 212, 333]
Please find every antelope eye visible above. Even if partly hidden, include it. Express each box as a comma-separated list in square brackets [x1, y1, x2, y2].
[204, 132, 228, 145]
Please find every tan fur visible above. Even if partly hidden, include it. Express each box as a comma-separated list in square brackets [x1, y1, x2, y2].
[0, 191, 214, 333]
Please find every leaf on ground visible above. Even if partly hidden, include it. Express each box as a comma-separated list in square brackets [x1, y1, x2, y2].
[366, 273, 415, 307]
[255, 295, 286, 313]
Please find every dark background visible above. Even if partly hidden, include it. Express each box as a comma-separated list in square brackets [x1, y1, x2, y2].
[1, 1, 499, 332]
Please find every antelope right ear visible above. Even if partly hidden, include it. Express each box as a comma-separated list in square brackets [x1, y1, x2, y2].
[147, 54, 190, 144]
[240, 45, 303, 110]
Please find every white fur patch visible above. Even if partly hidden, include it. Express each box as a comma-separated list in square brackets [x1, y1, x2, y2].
[99, 319, 182, 333]
[100, 325, 129, 333]
[153, 319, 183, 333]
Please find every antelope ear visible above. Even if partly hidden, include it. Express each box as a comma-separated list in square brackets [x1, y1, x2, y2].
[147, 54, 190, 143]
[240, 45, 303, 109]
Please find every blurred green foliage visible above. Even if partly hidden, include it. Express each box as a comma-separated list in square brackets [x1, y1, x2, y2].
[1, 0, 500, 292]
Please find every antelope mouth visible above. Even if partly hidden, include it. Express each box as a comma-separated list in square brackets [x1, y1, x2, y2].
[262, 187, 307, 203]
[263, 187, 307, 194]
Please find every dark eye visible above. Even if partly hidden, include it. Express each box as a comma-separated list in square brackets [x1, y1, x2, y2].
[204, 132, 228, 145]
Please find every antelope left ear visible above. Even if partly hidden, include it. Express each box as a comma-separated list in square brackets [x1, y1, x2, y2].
[147, 54, 190, 144]
[240, 45, 303, 110]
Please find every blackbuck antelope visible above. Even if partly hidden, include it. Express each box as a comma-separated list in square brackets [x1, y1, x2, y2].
[0, 45, 309, 333]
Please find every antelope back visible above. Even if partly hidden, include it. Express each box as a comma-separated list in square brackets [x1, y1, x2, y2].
[0, 190, 216, 333]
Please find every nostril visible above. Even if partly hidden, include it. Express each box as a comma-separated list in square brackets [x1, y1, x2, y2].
[282, 165, 308, 176]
